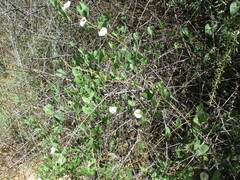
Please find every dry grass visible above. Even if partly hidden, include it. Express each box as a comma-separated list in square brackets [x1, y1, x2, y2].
[0, 3, 43, 178]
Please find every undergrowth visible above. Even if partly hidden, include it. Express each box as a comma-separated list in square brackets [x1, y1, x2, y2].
[0, 0, 240, 179]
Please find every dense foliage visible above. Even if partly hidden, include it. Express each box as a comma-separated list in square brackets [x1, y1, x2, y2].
[0, 0, 239, 179]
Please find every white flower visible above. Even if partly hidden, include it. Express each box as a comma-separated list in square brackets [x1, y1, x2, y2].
[50, 147, 56, 155]
[62, 1, 71, 11]
[98, 27, 107, 36]
[109, 106, 117, 114]
[134, 109, 142, 119]
[37, 178, 43, 180]
[80, 17, 87, 27]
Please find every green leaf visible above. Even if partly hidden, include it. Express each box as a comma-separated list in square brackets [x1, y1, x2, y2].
[205, 24, 213, 36]
[50, 0, 61, 10]
[38, 128, 47, 135]
[56, 69, 66, 78]
[181, 26, 190, 37]
[126, 51, 135, 68]
[57, 155, 66, 166]
[158, 22, 164, 29]
[176, 119, 181, 127]
[98, 12, 110, 28]
[194, 104, 209, 126]
[24, 119, 31, 126]
[133, 32, 140, 42]
[205, 23, 218, 36]
[91, 126, 103, 136]
[82, 95, 91, 103]
[77, 2, 90, 17]
[174, 42, 180, 51]
[230, 1, 240, 16]
[80, 168, 95, 177]
[203, 155, 209, 161]
[196, 144, 209, 155]
[82, 106, 91, 114]
[82, 104, 93, 114]
[140, 166, 148, 173]
[53, 124, 62, 134]
[132, 43, 138, 52]
[70, 41, 75, 47]
[44, 104, 54, 115]
[86, 137, 94, 148]
[194, 139, 201, 150]
[128, 99, 135, 106]
[59, 10, 71, 21]
[72, 68, 82, 77]
[154, 81, 169, 100]
[84, 87, 95, 98]
[155, 81, 165, 93]
[163, 89, 171, 101]
[93, 49, 104, 63]
[178, 0, 186, 5]
[204, 53, 211, 61]
[147, 26, 154, 36]
[140, 109, 147, 125]
[50, 0, 56, 7]
[49, 0, 71, 21]
[196, 104, 209, 123]
[193, 115, 200, 126]
[74, 77, 82, 86]
[108, 42, 116, 49]
[117, 25, 126, 34]
[54, 114, 65, 123]
[87, 158, 96, 167]
[200, 172, 209, 180]
[143, 89, 154, 100]
[211, 170, 221, 180]
[165, 126, 171, 138]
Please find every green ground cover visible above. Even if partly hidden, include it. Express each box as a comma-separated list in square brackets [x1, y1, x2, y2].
[0, 0, 240, 179]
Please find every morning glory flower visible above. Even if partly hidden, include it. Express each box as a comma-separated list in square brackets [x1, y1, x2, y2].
[80, 17, 87, 27]
[99, 27, 107, 36]
[62, 1, 71, 11]
[50, 147, 56, 155]
[109, 106, 117, 114]
[134, 109, 142, 119]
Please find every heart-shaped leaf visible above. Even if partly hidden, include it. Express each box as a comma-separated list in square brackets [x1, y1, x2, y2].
[77, 2, 90, 17]
[230, 1, 240, 16]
